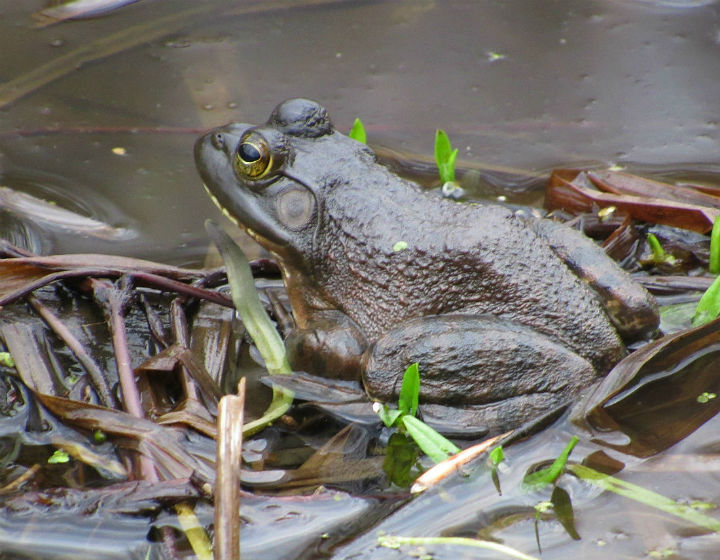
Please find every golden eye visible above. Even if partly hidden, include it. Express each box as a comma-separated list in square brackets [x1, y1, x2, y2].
[234, 135, 272, 179]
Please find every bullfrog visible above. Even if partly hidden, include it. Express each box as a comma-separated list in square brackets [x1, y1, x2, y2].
[195, 98, 659, 433]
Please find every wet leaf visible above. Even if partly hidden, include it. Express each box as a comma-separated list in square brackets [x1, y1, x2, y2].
[489, 445, 504, 466]
[383, 432, 420, 487]
[0, 186, 134, 240]
[575, 316, 720, 457]
[0, 253, 221, 307]
[397, 362, 419, 416]
[569, 464, 720, 533]
[710, 216, 720, 274]
[51, 436, 127, 477]
[37, 393, 215, 481]
[377, 403, 404, 428]
[546, 169, 720, 233]
[401, 415, 460, 464]
[205, 221, 293, 437]
[205, 221, 289, 375]
[523, 436, 578, 489]
[378, 536, 540, 560]
[550, 486, 580, 540]
[693, 275, 720, 326]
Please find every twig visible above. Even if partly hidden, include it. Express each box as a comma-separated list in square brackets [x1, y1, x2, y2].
[27, 294, 116, 408]
[91, 277, 157, 481]
[214, 379, 246, 560]
[170, 298, 198, 401]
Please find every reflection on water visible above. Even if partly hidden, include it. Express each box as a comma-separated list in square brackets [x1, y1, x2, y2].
[1, 0, 719, 263]
[2, 1, 720, 559]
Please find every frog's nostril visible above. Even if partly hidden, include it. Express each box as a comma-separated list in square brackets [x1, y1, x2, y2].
[211, 132, 225, 150]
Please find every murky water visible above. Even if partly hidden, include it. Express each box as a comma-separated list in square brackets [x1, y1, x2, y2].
[2, 0, 720, 262]
[2, 1, 720, 559]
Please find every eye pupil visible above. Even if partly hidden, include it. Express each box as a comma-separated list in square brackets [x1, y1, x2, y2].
[234, 135, 273, 180]
[238, 142, 261, 163]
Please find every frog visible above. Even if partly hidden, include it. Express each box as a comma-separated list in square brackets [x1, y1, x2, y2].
[194, 98, 659, 434]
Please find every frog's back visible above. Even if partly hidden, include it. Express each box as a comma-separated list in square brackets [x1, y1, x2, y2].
[314, 171, 624, 373]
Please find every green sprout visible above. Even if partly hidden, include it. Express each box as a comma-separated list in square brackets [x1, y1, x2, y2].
[710, 216, 720, 274]
[646, 233, 676, 265]
[205, 221, 293, 436]
[376, 363, 460, 464]
[48, 449, 70, 464]
[348, 118, 366, 144]
[489, 445, 504, 466]
[523, 435, 578, 489]
[693, 274, 720, 326]
[692, 217, 720, 325]
[569, 463, 720, 532]
[489, 444, 505, 494]
[435, 129, 458, 185]
[378, 535, 539, 560]
[697, 392, 717, 403]
[0, 352, 14, 368]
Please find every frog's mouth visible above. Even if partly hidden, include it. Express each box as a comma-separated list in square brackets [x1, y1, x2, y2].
[202, 183, 239, 227]
[202, 181, 270, 248]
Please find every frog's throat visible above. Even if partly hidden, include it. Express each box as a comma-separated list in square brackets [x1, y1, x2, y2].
[203, 183, 240, 227]
[202, 182, 281, 253]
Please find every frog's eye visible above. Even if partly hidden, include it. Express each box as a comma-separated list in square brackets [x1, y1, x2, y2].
[234, 134, 272, 179]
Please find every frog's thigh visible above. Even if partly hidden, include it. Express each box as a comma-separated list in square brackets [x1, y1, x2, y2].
[362, 314, 599, 405]
[532, 219, 658, 339]
[285, 310, 367, 381]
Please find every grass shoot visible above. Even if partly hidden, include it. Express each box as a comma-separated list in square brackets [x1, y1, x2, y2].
[349, 118, 367, 144]
[205, 220, 294, 436]
[375, 363, 461, 464]
[435, 129, 458, 185]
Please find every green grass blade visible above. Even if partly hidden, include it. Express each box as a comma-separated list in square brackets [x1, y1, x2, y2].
[205, 221, 294, 436]
[378, 536, 540, 560]
[524, 436, 578, 488]
[397, 362, 420, 416]
[434, 129, 456, 183]
[0, 352, 14, 368]
[401, 415, 460, 463]
[647, 233, 666, 261]
[693, 274, 720, 326]
[490, 445, 504, 466]
[710, 216, 720, 274]
[569, 464, 720, 532]
[242, 385, 294, 436]
[349, 118, 367, 144]
[205, 221, 291, 374]
[376, 404, 404, 428]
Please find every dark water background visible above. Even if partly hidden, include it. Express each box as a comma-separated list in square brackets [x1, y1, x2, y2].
[2, 1, 720, 559]
[2, 0, 720, 261]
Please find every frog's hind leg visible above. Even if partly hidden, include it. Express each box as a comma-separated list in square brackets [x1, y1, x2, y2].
[361, 313, 599, 434]
[531, 219, 659, 340]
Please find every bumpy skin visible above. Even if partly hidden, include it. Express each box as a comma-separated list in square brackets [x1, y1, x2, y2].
[195, 98, 660, 433]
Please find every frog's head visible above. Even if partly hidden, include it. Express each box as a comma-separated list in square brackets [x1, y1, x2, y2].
[194, 98, 375, 271]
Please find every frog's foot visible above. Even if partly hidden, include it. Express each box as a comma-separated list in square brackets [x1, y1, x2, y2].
[531, 218, 659, 340]
[285, 310, 368, 381]
[362, 314, 600, 433]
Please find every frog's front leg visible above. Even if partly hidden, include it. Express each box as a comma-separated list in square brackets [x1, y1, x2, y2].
[362, 314, 600, 433]
[531, 219, 659, 340]
[285, 310, 368, 381]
